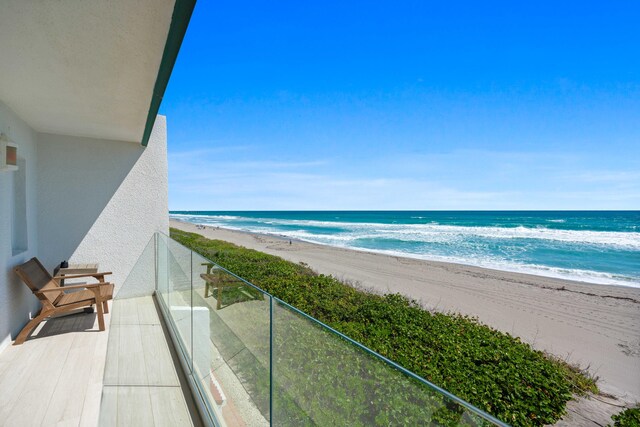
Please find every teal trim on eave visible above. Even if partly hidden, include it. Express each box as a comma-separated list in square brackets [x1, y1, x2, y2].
[141, 0, 196, 146]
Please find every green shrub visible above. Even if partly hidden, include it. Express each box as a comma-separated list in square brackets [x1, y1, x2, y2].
[611, 406, 640, 427]
[170, 228, 597, 426]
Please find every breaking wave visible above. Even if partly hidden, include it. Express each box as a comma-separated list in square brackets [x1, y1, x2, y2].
[170, 211, 640, 288]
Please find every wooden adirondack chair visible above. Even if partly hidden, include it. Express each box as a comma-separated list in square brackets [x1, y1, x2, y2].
[13, 257, 114, 345]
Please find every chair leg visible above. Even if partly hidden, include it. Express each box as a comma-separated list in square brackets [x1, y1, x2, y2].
[103, 300, 109, 314]
[96, 299, 105, 331]
[14, 311, 49, 345]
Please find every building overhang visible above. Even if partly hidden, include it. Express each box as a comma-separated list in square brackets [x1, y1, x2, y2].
[0, 0, 195, 145]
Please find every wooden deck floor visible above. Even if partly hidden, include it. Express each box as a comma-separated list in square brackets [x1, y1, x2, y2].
[0, 296, 201, 426]
[0, 306, 109, 426]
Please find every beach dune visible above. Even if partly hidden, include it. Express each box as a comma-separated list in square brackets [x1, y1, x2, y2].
[171, 220, 640, 412]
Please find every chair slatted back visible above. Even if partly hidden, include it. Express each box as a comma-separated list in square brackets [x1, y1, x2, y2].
[14, 258, 62, 305]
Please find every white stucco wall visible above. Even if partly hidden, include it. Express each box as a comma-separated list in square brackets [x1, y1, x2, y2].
[37, 116, 169, 295]
[1, 104, 168, 350]
[0, 100, 40, 352]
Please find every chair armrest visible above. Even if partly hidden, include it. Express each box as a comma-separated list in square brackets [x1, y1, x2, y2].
[53, 272, 112, 280]
[39, 282, 112, 292]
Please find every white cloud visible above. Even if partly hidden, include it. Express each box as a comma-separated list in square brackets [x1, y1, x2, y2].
[168, 148, 640, 210]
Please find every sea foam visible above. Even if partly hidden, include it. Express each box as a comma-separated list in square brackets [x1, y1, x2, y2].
[170, 211, 640, 288]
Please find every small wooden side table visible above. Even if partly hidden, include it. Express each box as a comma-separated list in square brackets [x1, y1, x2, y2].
[55, 263, 100, 286]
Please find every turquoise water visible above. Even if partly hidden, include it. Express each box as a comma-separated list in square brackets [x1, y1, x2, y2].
[170, 211, 640, 288]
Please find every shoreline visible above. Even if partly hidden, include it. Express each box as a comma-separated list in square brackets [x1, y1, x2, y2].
[222, 228, 639, 289]
[175, 220, 639, 293]
[170, 219, 640, 406]
[168, 213, 640, 290]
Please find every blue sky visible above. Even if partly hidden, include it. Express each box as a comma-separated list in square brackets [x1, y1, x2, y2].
[160, 1, 640, 210]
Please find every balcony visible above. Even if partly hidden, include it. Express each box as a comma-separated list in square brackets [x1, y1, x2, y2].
[0, 233, 507, 426]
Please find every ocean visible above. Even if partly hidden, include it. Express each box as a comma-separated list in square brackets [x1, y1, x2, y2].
[170, 211, 640, 288]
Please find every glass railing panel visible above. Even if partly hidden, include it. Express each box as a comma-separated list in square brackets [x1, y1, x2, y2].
[114, 234, 156, 300]
[104, 235, 157, 388]
[272, 299, 496, 427]
[101, 234, 184, 424]
[155, 232, 504, 427]
[190, 251, 271, 426]
[165, 237, 194, 368]
[156, 232, 169, 304]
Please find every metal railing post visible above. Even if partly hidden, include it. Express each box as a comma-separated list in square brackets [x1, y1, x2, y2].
[269, 296, 274, 426]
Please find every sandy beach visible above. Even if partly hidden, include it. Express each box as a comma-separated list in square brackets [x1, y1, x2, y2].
[171, 220, 640, 410]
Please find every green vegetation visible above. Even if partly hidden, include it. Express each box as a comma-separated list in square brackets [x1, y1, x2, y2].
[171, 228, 597, 426]
[611, 406, 640, 427]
